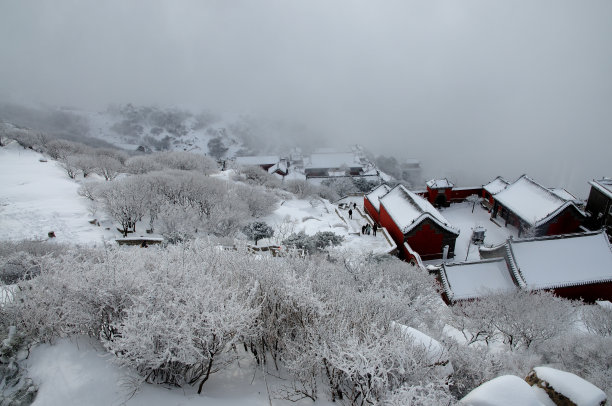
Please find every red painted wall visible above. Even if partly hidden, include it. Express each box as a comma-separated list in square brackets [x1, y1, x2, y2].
[549, 282, 612, 303]
[426, 186, 483, 205]
[363, 197, 380, 224]
[544, 207, 584, 236]
[426, 187, 439, 204]
[378, 204, 410, 258]
[450, 188, 482, 202]
[379, 203, 457, 260]
[405, 222, 444, 260]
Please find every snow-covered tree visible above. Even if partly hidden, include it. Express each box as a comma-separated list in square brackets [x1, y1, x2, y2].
[99, 178, 147, 236]
[94, 155, 122, 181]
[242, 222, 274, 245]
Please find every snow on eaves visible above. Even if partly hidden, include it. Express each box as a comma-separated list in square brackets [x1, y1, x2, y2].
[235, 155, 280, 166]
[379, 185, 459, 235]
[493, 175, 584, 227]
[510, 231, 612, 290]
[482, 231, 612, 291]
[483, 176, 509, 195]
[589, 178, 612, 200]
[365, 184, 391, 212]
[426, 178, 454, 189]
[440, 259, 517, 302]
[549, 188, 579, 204]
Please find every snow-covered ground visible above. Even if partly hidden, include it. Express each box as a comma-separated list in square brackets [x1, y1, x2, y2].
[261, 198, 393, 255]
[437, 201, 517, 263]
[0, 142, 113, 245]
[27, 337, 334, 406]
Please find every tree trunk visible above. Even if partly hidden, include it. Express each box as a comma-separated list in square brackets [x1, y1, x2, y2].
[197, 357, 215, 394]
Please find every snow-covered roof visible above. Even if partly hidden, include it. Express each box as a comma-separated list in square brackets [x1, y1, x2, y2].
[305, 152, 362, 169]
[531, 367, 606, 406]
[235, 155, 280, 166]
[426, 178, 454, 189]
[440, 259, 517, 301]
[365, 184, 391, 212]
[549, 188, 580, 204]
[483, 176, 509, 195]
[589, 178, 612, 200]
[508, 231, 612, 290]
[267, 160, 288, 175]
[493, 175, 583, 226]
[379, 185, 459, 235]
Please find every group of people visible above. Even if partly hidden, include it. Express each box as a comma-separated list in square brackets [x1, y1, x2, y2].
[361, 223, 377, 236]
[346, 202, 378, 236]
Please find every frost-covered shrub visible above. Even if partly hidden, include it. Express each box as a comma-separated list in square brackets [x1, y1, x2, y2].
[321, 178, 358, 197]
[0, 240, 67, 284]
[156, 151, 218, 174]
[583, 304, 612, 337]
[283, 180, 320, 199]
[282, 231, 344, 254]
[242, 222, 274, 245]
[539, 333, 612, 400]
[311, 231, 344, 251]
[8, 239, 447, 399]
[125, 155, 163, 174]
[447, 342, 541, 399]
[233, 184, 278, 218]
[383, 381, 454, 405]
[104, 246, 260, 392]
[45, 138, 90, 160]
[448, 289, 576, 350]
[233, 165, 281, 188]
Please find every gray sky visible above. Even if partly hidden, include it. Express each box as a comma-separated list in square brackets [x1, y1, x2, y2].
[1, 0, 610, 196]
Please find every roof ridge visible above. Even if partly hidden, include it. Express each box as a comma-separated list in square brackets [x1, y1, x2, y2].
[514, 230, 602, 244]
[521, 175, 567, 203]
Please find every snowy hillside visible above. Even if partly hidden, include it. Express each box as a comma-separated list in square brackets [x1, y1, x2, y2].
[0, 142, 112, 244]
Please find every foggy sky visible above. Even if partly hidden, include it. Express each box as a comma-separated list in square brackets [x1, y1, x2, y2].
[1, 0, 611, 196]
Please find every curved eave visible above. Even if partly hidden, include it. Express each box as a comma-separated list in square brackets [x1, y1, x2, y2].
[401, 213, 460, 236]
[525, 277, 612, 291]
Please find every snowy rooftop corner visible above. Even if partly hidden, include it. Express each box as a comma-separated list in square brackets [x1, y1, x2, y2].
[426, 178, 454, 189]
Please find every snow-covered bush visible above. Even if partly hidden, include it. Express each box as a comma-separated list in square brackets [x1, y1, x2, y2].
[582, 304, 612, 337]
[282, 231, 344, 254]
[125, 155, 163, 174]
[0, 240, 67, 284]
[94, 155, 123, 181]
[383, 381, 454, 406]
[242, 222, 274, 245]
[45, 138, 90, 160]
[8, 239, 450, 400]
[538, 333, 612, 400]
[233, 165, 281, 188]
[321, 178, 358, 197]
[155, 151, 218, 174]
[233, 184, 278, 218]
[448, 289, 576, 350]
[99, 177, 148, 236]
[103, 246, 260, 392]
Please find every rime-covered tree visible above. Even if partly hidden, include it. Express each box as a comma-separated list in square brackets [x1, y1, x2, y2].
[243, 221, 274, 245]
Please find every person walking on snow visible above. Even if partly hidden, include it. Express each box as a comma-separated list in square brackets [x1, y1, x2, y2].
[362, 225, 366, 235]
[348, 208, 353, 219]
[365, 223, 371, 235]
[373, 223, 378, 236]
